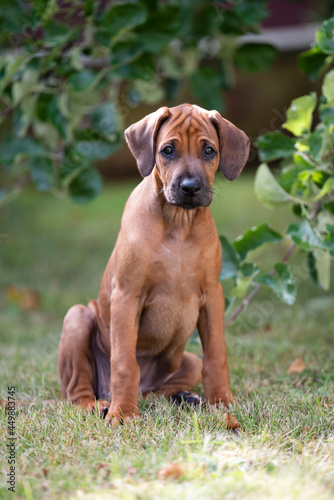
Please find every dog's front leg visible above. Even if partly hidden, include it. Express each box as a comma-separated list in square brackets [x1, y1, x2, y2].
[105, 290, 141, 426]
[198, 283, 236, 407]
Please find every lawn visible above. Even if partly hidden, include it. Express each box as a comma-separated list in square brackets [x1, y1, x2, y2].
[0, 173, 333, 499]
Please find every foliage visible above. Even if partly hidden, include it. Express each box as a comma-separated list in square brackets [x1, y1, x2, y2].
[219, 17, 334, 317]
[0, 0, 274, 204]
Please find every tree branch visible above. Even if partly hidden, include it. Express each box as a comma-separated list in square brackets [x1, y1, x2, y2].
[0, 105, 14, 122]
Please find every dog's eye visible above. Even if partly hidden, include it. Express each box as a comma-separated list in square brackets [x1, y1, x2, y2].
[162, 146, 173, 156]
[204, 146, 215, 156]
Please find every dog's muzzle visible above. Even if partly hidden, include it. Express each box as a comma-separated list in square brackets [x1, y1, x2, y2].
[166, 176, 212, 209]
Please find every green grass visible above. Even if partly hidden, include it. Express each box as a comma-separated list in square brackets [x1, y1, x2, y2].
[1, 174, 333, 499]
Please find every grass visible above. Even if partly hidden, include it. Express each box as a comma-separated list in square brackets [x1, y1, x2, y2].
[0, 173, 333, 499]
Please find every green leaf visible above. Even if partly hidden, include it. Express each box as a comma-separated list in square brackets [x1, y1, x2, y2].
[136, 6, 182, 53]
[92, 104, 120, 140]
[12, 68, 39, 105]
[184, 3, 221, 41]
[110, 39, 144, 67]
[0, 0, 25, 33]
[0, 54, 28, 92]
[230, 262, 259, 299]
[307, 251, 318, 286]
[68, 70, 98, 91]
[278, 163, 306, 194]
[241, 262, 259, 277]
[256, 131, 296, 162]
[298, 48, 331, 81]
[322, 69, 334, 106]
[129, 78, 165, 106]
[190, 66, 225, 111]
[254, 163, 297, 209]
[30, 158, 56, 192]
[234, 0, 269, 26]
[230, 274, 253, 298]
[224, 295, 235, 313]
[0, 136, 45, 165]
[255, 263, 296, 305]
[283, 93, 317, 136]
[72, 130, 121, 161]
[219, 235, 241, 280]
[113, 53, 155, 79]
[293, 152, 315, 169]
[319, 104, 334, 125]
[102, 2, 147, 40]
[324, 224, 334, 259]
[314, 177, 334, 201]
[233, 222, 283, 259]
[308, 127, 324, 162]
[46, 97, 68, 139]
[235, 43, 278, 73]
[44, 21, 75, 46]
[73, 140, 120, 161]
[308, 249, 331, 290]
[69, 167, 103, 204]
[287, 220, 325, 251]
[315, 18, 334, 55]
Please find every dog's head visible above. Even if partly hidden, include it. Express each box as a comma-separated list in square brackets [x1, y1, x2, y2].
[125, 104, 249, 210]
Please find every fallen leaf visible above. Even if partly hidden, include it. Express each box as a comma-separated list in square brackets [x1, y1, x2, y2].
[157, 462, 184, 479]
[4, 285, 40, 311]
[287, 358, 306, 374]
[97, 463, 108, 470]
[224, 412, 241, 430]
[127, 466, 137, 475]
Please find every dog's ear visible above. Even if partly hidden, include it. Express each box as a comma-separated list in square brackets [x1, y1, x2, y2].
[208, 111, 249, 181]
[124, 107, 170, 177]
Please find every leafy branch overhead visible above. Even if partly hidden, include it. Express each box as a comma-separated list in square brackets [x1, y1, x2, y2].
[219, 17, 334, 319]
[0, 0, 274, 205]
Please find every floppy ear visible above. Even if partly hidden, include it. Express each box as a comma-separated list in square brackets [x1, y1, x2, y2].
[208, 111, 250, 181]
[124, 106, 170, 177]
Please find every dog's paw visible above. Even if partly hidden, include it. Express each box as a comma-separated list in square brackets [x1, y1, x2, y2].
[170, 391, 202, 407]
[104, 406, 140, 426]
[80, 399, 110, 418]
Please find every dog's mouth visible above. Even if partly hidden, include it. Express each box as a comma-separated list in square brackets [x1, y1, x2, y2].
[170, 197, 211, 210]
[164, 182, 212, 210]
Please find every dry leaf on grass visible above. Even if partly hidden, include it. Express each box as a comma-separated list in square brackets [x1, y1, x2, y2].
[97, 463, 108, 471]
[4, 285, 40, 311]
[287, 358, 306, 374]
[157, 462, 184, 479]
[224, 412, 241, 430]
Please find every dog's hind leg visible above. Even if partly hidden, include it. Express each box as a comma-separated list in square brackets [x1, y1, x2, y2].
[58, 304, 110, 414]
[149, 352, 203, 398]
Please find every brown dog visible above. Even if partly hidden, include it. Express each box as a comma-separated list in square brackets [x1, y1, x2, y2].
[58, 104, 249, 425]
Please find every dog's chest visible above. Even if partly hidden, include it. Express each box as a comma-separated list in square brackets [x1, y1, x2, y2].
[136, 238, 207, 355]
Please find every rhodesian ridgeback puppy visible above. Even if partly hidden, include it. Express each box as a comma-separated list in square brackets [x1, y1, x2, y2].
[58, 103, 249, 425]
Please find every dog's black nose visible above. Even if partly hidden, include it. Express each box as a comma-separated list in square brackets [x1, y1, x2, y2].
[180, 178, 201, 195]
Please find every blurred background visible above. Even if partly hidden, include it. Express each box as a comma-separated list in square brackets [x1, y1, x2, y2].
[98, 0, 332, 179]
[0, 0, 333, 343]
